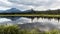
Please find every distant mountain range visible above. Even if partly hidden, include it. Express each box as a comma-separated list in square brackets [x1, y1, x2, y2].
[4, 8, 22, 13]
[0, 8, 34, 13]
[0, 8, 60, 14]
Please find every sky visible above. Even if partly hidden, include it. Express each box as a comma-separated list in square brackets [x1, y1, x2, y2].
[0, 0, 60, 11]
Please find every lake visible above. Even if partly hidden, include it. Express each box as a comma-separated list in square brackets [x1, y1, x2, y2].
[0, 16, 60, 31]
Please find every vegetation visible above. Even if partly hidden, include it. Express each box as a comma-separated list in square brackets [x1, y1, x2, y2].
[0, 14, 60, 18]
[0, 25, 60, 34]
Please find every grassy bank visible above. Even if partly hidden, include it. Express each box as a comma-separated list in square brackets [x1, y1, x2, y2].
[0, 14, 60, 18]
[0, 25, 60, 34]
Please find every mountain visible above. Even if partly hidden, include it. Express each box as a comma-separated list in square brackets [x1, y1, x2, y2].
[0, 8, 60, 14]
[0, 8, 34, 13]
[22, 9, 35, 13]
[0, 10, 5, 13]
[3, 8, 22, 13]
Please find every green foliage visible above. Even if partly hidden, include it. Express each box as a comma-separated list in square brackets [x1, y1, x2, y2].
[0, 25, 60, 34]
[0, 25, 20, 34]
[49, 30, 60, 34]
[30, 29, 40, 34]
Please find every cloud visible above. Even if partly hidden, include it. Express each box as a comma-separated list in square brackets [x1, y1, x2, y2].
[0, 0, 13, 10]
[0, 0, 60, 10]
[0, 18, 11, 22]
[8, 0, 49, 6]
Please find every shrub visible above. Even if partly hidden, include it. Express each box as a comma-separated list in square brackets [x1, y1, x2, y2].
[0, 25, 60, 34]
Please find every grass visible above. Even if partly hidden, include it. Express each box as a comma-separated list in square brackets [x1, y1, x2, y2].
[0, 25, 60, 34]
[0, 14, 60, 18]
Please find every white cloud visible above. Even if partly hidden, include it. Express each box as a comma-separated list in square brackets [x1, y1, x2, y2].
[0, 0, 12, 10]
[0, 7, 10, 10]
[0, 18, 11, 22]
[0, 0, 60, 10]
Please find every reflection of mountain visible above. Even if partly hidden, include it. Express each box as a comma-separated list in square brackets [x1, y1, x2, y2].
[0, 16, 20, 21]
[0, 17, 59, 31]
[0, 17, 31, 24]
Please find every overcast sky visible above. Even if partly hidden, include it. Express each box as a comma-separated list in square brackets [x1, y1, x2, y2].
[0, 0, 60, 11]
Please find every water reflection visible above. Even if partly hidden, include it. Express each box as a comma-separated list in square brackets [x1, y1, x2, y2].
[0, 17, 60, 23]
[0, 17, 60, 30]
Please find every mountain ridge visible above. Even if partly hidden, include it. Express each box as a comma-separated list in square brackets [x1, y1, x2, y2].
[0, 8, 60, 14]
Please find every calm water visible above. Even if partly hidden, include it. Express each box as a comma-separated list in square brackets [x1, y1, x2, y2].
[0, 17, 60, 31]
[0, 17, 60, 24]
